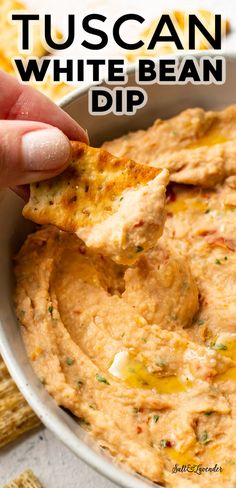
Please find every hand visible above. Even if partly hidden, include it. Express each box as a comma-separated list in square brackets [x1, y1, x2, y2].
[0, 70, 88, 192]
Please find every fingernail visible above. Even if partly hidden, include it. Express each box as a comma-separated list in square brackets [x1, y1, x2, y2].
[22, 128, 71, 171]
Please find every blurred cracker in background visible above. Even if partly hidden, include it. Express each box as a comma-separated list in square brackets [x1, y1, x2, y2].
[0, 355, 40, 449]
[0, 0, 74, 101]
[0, 0, 46, 75]
[3, 469, 44, 488]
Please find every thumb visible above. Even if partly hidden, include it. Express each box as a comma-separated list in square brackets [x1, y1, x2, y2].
[0, 120, 72, 187]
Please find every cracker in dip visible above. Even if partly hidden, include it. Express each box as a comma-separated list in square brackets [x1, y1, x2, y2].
[23, 141, 169, 264]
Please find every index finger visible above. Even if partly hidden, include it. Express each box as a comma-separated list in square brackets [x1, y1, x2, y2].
[0, 70, 88, 143]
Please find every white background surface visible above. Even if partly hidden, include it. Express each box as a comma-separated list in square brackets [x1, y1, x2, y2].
[1, 0, 236, 486]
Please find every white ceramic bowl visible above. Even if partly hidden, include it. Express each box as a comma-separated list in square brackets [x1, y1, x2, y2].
[1, 53, 236, 488]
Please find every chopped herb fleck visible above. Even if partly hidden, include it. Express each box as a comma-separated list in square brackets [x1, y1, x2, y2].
[78, 417, 90, 427]
[170, 313, 177, 321]
[153, 415, 159, 423]
[213, 343, 228, 351]
[204, 411, 213, 416]
[135, 245, 144, 253]
[196, 319, 205, 326]
[205, 208, 211, 214]
[224, 256, 228, 260]
[40, 377, 46, 385]
[215, 259, 221, 265]
[66, 357, 74, 366]
[77, 380, 84, 387]
[48, 305, 53, 314]
[227, 459, 236, 466]
[133, 407, 140, 414]
[120, 196, 124, 201]
[121, 332, 125, 338]
[96, 373, 110, 385]
[198, 431, 211, 445]
[141, 337, 147, 343]
[128, 367, 136, 374]
[160, 439, 172, 448]
[155, 357, 167, 368]
[89, 403, 97, 410]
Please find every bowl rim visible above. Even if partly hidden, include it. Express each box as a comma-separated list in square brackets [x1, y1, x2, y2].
[1, 50, 236, 488]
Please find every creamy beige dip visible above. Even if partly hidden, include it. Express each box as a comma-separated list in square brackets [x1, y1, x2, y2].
[15, 106, 236, 487]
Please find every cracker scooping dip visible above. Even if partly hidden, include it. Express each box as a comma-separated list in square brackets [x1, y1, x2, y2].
[23, 142, 168, 264]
